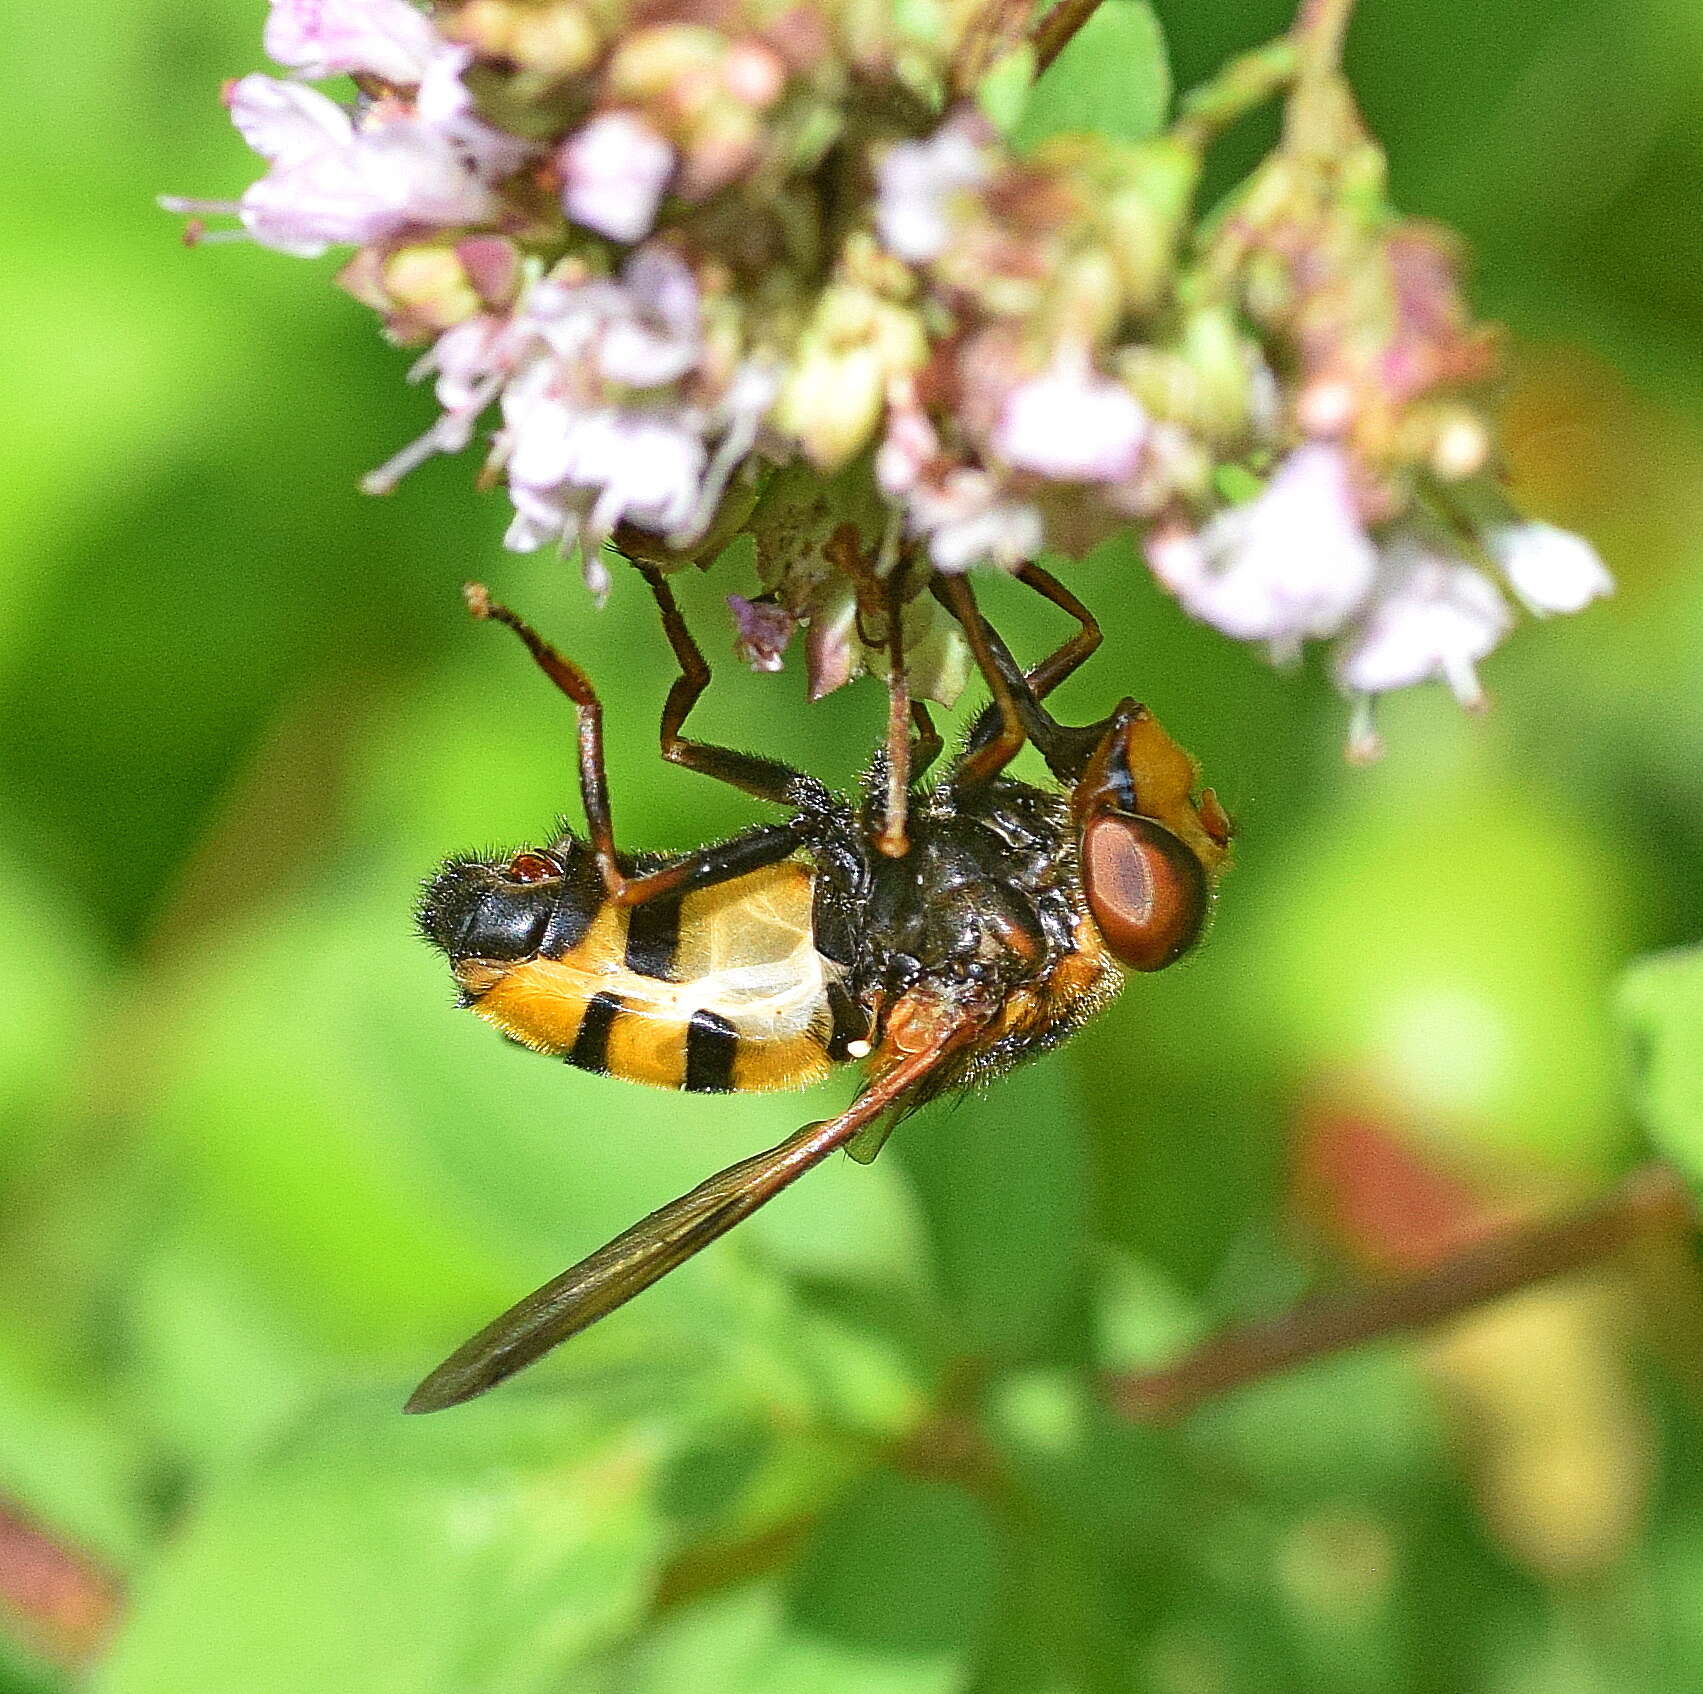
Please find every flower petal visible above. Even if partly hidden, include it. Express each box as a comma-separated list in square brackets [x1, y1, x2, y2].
[559, 113, 675, 244]
[264, 0, 441, 84]
[1485, 521, 1614, 616]
[1334, 540, 1511, 701]
[1180, 444, 1377, 643]
[994, 352, 1147, 484]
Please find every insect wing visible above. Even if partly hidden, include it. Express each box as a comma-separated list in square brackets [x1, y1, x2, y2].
[405, 1039, 957, 1413]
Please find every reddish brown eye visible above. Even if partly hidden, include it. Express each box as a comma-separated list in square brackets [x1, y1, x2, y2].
[503, 851, 562, 885]
[1082, 813, 1208, 972]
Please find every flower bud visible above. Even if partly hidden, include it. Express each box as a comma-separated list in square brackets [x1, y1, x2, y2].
[445, 1, 598, 80]
[727, 594, 797, 672]
[338, 241, 490, 342]
[558, 111, 674, 241]
[775, 281, 925, 469]
[1101, 137, 1200, 313]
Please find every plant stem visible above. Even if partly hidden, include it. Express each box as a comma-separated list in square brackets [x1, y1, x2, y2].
[952, 0, 1039, 96]
[1282, 0, 1365, 152]
[1170, 38, 1301, 151]
[1030, 0, 1106, 76]
[1291, 0, 1359, 88]
[1106, 1163, 1697, 1425]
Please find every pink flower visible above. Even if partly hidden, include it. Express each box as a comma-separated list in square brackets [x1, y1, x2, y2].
[877, 391, 1044, 571]
[875, 117, 989, 265]
[227, 73, 349, 166]
[1483, 521, 1614, 616]
[559, 113, 676, 244]
[426, 313, 521, 414]
[904, 469, 1044, 573]
[1144, 522, 1210, 597]
[1334, 539, 1511, 705]
[361, 311, 525, 494]
[223, 75, 500, 256]
[993, 349, 1148, 483]
[1175, 444, 1378, 650]
[360, 242, 758, 550]
[263, 0, 441, 85]
[874, 394, 941, 498]
[728, 596, 797, 673]
[500, 359, 708, 581]
[529, 245, 701, 388]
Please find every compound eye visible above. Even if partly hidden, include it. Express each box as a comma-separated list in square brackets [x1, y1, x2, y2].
[502, 850, 562, 885]
[1082, 813, 1209, 972]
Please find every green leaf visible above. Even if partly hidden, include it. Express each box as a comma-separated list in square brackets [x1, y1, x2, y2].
[1194, 1348, 1444, 1499]
[616, 1473, 997, 1694]
[0, 844, 106, 1180]
[0, 851, 155, 1565]
[1619, 944, 1703, 1182]
[93, 1390, 678, 1694]
[891, 1053, 1091, 1364]
[597, 1581, 787, 1694]
[774, 1473, 996, 1693]
[1010, 2, 1171, 151]
[1091, 1248, 1203, 1374]
[0, 1327, 154, 1570]
[974, 46, 1037, 138]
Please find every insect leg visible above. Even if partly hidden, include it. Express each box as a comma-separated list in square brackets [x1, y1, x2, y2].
[911, 702, 944, 778]
[636, 564, 815, 807]
[1012, 562, 1102, 702]
[612, 818, 816, 906]
[958, 563, 1104, 771]
[466, 583, 631, 899]
[876, 569, 914, 857]
[930, 572, 1058, 788]
[403, 1034, 963, 1413]
[468, 583, 809, 909]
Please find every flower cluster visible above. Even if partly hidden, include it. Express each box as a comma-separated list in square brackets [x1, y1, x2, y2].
[166, 0, 1612, 743]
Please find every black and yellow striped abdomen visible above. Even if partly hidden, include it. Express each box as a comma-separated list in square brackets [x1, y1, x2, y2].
[453, 862, 848, 1093]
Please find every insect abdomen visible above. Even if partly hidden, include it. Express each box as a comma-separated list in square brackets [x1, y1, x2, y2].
[463, 862, 846, 1093]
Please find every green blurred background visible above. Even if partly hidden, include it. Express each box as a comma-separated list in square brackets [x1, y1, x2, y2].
[6, 1, 1703, 1689]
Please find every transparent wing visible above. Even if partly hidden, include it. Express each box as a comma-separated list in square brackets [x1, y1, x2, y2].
[404, 1038, 959, 1413]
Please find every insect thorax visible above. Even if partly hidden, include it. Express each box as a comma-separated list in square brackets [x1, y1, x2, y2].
[819, 774, 1125, 1096]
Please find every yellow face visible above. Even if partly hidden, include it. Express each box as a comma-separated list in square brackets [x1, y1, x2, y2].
[1069, 704, 1232, 973]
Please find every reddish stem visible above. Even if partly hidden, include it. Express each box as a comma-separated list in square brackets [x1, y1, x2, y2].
[1030, 0, 1107, 76]
[1108, 1164, 1697, 1424]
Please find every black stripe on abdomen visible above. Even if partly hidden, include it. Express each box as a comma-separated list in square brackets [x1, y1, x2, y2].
[623, 894, 682, 980]
[683, 1008, 738, 1093]
[570, 991, 623, 1074]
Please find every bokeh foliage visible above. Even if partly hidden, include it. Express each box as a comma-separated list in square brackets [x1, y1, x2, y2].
[5, 1, 1703, 1689]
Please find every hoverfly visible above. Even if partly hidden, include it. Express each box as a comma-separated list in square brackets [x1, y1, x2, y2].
[407, 561, 1230, 1412]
